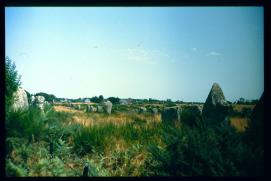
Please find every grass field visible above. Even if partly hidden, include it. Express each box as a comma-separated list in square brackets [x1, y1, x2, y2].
[232, 104, 255, 112]
[229, 116, 249, 132]
[6, 102, 261, 176]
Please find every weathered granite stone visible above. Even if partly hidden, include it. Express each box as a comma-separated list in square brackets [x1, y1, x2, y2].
[12, 87, 29, 111]
[161, 107, 181, 123]
[34, 96, 45, 112]
[181, 105, 202, 127]
[97, 105, 104, 113]
[152, 108, 158, 115]
[30, 95, 35, 105]
[86, 105, 91, 112]
[77, 105, 81, 110]
[104, 101, 112, 114]
[91, 105, 97, 112]
[202, 83, 232, 126]
[138, 107, 147, 114]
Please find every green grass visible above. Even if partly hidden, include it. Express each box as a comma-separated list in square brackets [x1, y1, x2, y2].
[5, 103, 263, 176]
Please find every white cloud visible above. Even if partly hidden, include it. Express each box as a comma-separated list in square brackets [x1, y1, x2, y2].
[206, 51, 221, 56]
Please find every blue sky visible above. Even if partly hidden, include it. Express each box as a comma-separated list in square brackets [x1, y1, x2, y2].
[5, 7, 264, 102]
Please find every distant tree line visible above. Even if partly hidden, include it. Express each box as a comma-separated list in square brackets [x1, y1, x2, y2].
[234, 98, 259, 105]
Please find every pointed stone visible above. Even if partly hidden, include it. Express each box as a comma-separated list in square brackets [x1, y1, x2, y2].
[202, 83, 232, 126]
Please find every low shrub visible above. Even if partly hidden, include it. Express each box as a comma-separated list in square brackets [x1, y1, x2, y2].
[147, 123, 252, 176]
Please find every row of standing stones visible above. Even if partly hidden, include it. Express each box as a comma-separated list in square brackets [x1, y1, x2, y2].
[11, 87, 49, 113]
[161, 83, 264, 128]
[11, 83, 264, 128]
[68, 101, 113, 115]
[68, 101, 159, 115]
[161, 83, 229, 126]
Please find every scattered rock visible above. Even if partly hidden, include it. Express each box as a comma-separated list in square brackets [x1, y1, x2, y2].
[97, 105, 104, 113]
[202, 83, 232, 126]
[152, 108, 158, 115]
[181, 105, 202, 127]
[12, 87, 29, 111]
[86, 105, 91, 112]
[77, 105, 81, 110]
[44, 101, 50, 105]
[161, 107, 181, 123]
[91, 105, 97, 112]
[86, 105, 97, 113]
[104, 101, 112, 114]
[138, 107, 147, 114]
[30, 95, 35, 105]
[34, 96, 45, 112]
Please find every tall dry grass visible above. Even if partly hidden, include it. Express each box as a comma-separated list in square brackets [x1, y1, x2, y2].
[229, 116, 249, 132]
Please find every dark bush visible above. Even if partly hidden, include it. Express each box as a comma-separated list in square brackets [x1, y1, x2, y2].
[147, 122, 255, 176]
[180, 106, 203, 128]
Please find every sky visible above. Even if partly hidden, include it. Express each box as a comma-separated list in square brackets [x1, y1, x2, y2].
[5, 7, 264, 102]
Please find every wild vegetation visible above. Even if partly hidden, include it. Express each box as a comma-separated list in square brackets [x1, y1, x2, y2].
[5, 57, 263, 176]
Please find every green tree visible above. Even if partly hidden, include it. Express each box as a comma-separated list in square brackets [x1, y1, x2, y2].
[90, 96, 99, 103]
[107, 97, 120, 104]
[5, 57, 21, 112]
[98, 95, 104, 103]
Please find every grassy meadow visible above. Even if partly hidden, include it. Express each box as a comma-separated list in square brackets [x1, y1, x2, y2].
[5, 101, 261, 176]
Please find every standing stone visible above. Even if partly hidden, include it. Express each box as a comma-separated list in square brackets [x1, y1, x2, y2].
[91, 105, 97, 112]
[30, 95, 35, 106]
[181, 105, 202, 127]
[12, 87, 29, 111]
[77, 105, 81, 110]
[97, 105, 104, 113]
[86, 105, 90, 112]
[104, 101, 112, 114]
[44, 101, 50, 105]
[34, 96, 46, 112]
[161, 107, 181, 123]
[152, 108, 158, 115]
[138, 107, 147, 114]
[202, 83, 232, 126]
